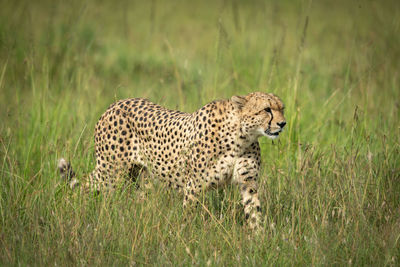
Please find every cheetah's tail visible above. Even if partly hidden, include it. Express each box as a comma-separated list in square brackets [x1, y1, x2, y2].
[58, 158, 79, 189]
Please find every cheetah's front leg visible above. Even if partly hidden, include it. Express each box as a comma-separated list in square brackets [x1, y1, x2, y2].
[183, 178, 199, 209]
[233, 157, 262, 230]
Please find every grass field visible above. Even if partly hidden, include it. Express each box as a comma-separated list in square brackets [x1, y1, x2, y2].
[1, 0, 399, 265]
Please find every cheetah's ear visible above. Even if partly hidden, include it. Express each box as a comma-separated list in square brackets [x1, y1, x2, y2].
[231, 95, 247, 109]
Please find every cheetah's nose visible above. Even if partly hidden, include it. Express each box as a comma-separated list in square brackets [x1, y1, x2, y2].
[277, 121, 286, 128]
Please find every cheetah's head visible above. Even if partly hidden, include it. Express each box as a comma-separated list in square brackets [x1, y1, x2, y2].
[231, 92, 286, 140]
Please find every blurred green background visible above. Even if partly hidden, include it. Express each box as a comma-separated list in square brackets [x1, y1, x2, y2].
[0, 0, 399, 265]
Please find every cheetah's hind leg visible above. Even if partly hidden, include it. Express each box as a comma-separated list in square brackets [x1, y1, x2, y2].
[58, 158, 79, 189]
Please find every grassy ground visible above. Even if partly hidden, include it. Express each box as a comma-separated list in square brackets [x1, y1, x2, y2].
[1, 0, 399, 265]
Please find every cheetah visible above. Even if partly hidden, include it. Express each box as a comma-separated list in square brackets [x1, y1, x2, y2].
[59, 92, 286, 230]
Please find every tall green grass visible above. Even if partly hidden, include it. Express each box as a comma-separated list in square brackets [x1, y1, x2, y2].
[1, 0, 399, 265]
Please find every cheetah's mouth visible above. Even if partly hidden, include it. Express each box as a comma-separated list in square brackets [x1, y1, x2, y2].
[265, 129, 281, 139]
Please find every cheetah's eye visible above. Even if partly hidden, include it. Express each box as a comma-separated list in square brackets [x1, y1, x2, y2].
[264, 107, 271, 113]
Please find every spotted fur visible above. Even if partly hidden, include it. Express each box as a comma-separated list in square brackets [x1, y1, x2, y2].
[59, 92, 286, 230]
